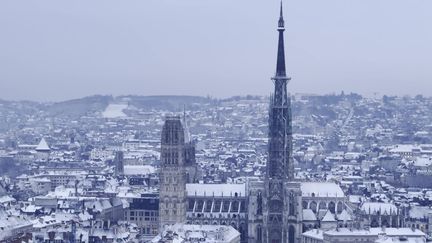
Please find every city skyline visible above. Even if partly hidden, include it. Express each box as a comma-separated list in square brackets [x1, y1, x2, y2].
[2, 1, 432, 241]
[1, 0, 432, 101]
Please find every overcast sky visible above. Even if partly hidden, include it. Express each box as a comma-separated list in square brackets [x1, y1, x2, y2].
[0, 0, 431, 101]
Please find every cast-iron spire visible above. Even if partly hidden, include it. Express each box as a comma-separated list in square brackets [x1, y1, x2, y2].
[276, 1, 286, 77]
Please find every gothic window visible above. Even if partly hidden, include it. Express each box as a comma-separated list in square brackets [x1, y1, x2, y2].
[336, 201, 343, 214]
[318, 201, 326, 210]
[196, 200, 204, 212]
[213, 200, 222, 212]
[288, 225, 295, 243]
[222, 201, 230, 212]
[257, 225, 262, 242]
[188, 199, 195, 211]
[231, 201, 239, 212]
[239, 223, 246, 241]
[310, 201, 317, 213]
[205, 200, 213, 212]
[289, 192, 295, 216]
[302, 200, 308, 209]
[328, 201, 336, 214]
[240, 200, 246, 212]
[269, 200, 282, 213]
[270, 229, 281, 243]
[257, 191, 263, 215]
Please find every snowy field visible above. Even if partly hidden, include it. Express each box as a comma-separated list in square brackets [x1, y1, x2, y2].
[102, 103, 128, 118]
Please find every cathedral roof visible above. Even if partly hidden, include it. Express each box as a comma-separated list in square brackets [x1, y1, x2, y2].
[337, 209, 352, 221]
[186, 183, 246, 197]
[361, 202, 398, 215]
[302, 209, 317, 221]
[300, 182, 345, 198]
[321, 210, 336, 222]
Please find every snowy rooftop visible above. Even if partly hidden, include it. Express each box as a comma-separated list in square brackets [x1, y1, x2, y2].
[186, 183, 246, 197]
[152, 223, 240, 243]
[302, 209, 317, 221]
[36, 138, 50, 151]
[321, 210, 336, 222]
[376, 237, 426, 243]
[324, 227, 425, 237]
[302, 229, 324, 240]
[361, 202, 398, 215]
[337, 209, 352, 221]
[408, 206, 432, 219]
[300, 182, 345, 198]
[123, 165, 156, 175]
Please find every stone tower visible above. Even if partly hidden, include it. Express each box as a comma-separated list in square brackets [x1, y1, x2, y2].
[114, 151, 124, 177]
[159, 116, 188, 229]
[262, 2, 302, 243]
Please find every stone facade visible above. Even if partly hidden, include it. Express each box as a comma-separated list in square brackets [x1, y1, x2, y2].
[159, 116, 188, 228]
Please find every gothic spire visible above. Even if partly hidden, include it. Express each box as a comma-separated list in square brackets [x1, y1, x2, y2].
[276, 0, 286, 77]
[278, 1, 284, 29]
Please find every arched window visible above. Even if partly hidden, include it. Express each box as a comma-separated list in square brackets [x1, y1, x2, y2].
[310, 201, 317, 213]
[318, 201, 327, 210]
[328, 201, 336, 214]
[205, 200, 213, 212]
[336, 201, 343, 214]
[239, 223, 246, 241]
[289, 193, 295, 216]
[302, 200, 308, 209]
[288, 225, 295, 243]
[257, 225, 262, 242]
[257, 191, 263, 215]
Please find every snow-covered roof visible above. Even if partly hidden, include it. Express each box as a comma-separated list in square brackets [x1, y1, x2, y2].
[389, 144, 418, 154]
[153, 223, 240, 243]
[0, 195, 16, 204]
[321, 210, 336, 222]
[300, 182, 345, 198]
[361, 202, 398, 215]
[186, 183, 246, 197]
[409, 206, 432, 219]
[413, 157, 432, 167]
[302, 229, 324, 240]
[123, 165, 155, 175]
[36, 138, 50, 151]
[337, 209, 352, 221]
[302, 209, 317, 221]
[324, 227, 425, 237]
[376, 237, 425, 243]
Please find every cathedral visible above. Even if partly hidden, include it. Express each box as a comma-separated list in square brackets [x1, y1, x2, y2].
[158, 3, 352, 243]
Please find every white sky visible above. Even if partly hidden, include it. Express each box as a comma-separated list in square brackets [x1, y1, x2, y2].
[0, 0, 431, 101]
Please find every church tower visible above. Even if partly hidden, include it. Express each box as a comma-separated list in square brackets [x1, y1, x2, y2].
[159, 116, 188, 229]
[262, 2, 302, 243]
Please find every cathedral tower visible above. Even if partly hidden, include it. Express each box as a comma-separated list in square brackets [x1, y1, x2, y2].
[159, 116, 188, 229]
[262, 2, 302, 242]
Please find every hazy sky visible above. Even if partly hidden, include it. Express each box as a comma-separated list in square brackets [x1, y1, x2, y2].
[1, 0, 431, 101]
